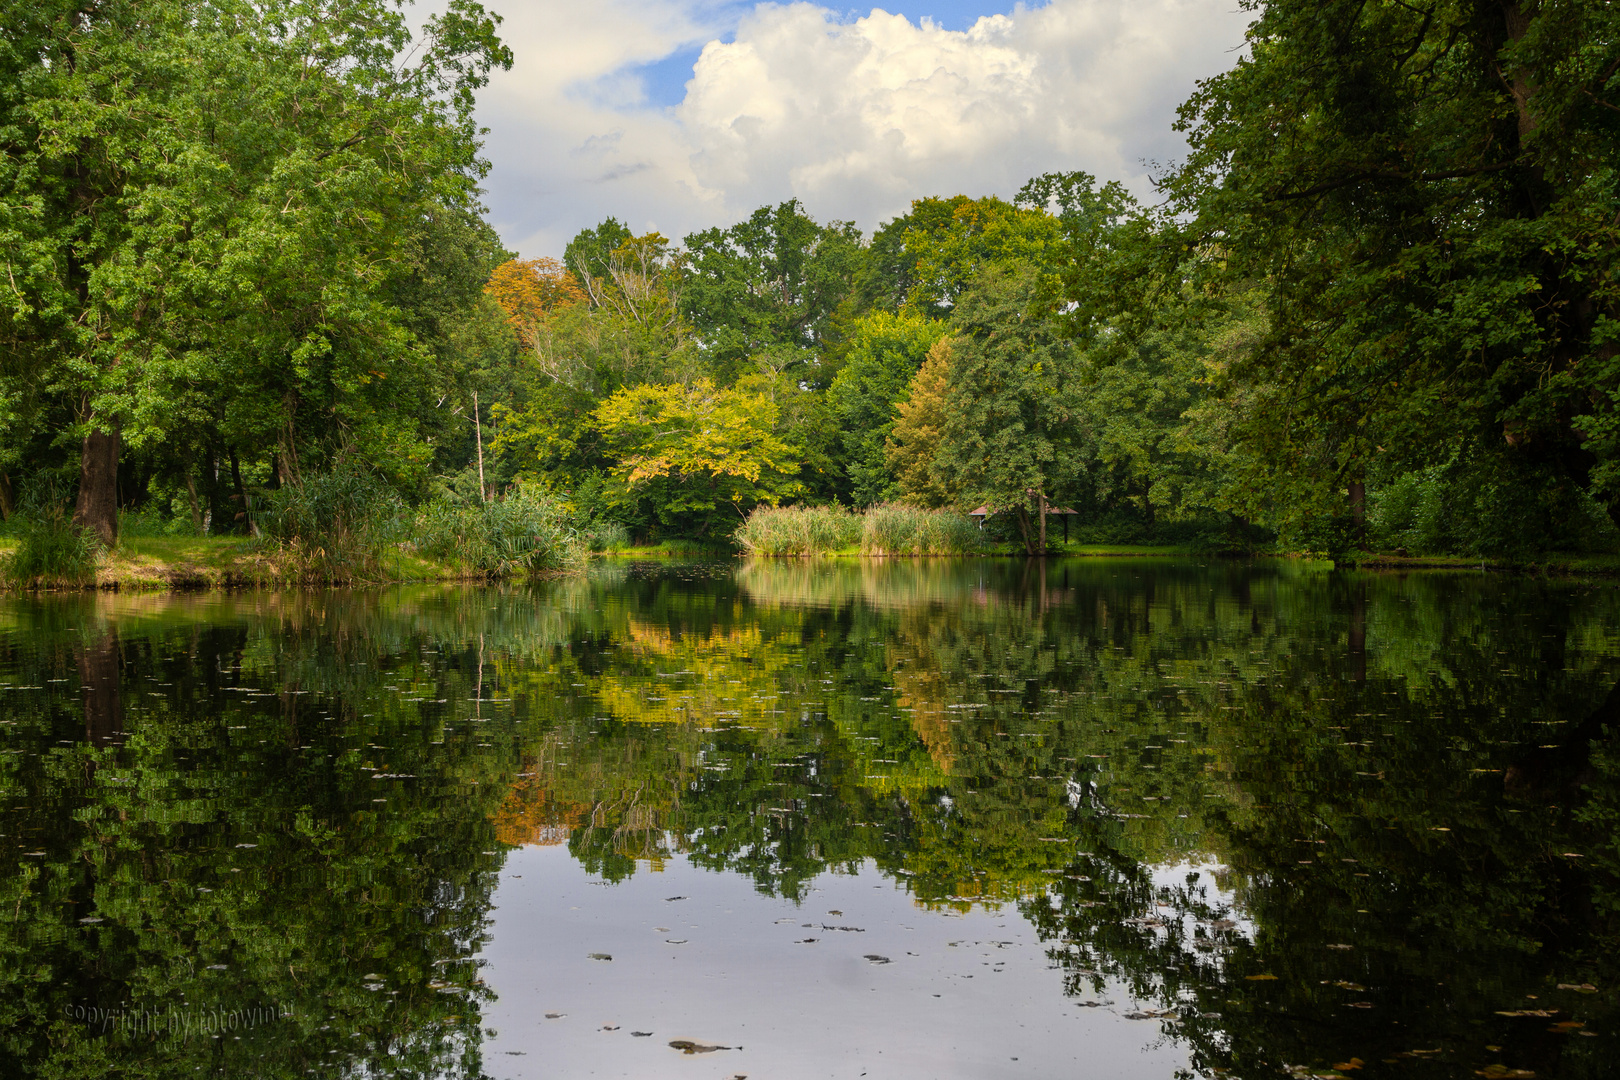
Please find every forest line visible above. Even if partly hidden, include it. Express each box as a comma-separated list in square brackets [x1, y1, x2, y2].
[2, 0, 1617, 579]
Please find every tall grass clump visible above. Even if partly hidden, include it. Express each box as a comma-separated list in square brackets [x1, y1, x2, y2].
[259, 469, 405, 583]
[735, 504, 862, 556]
[860, 504, 981, 556]
[413, 485, 584, 576]
[0, 481, 101, 589]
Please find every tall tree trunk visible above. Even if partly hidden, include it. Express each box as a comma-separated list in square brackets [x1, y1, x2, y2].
[1038, 490, 1047, 555]
[73, 419, 120, 547]
[184, 472, 204, 534]
[229, 450, 259, 537]
[0, 472, 12, 521]
[1349, 478, 1367, 549]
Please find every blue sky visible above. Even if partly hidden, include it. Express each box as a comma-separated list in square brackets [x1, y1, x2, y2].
[474, 0, 1251, 256]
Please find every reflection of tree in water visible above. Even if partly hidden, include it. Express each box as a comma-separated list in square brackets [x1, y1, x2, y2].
[6, 567, 1620, 1078]
[0, 603, 512, 1078]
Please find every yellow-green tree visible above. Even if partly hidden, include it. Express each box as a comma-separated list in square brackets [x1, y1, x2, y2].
[592, 379, 804, 536]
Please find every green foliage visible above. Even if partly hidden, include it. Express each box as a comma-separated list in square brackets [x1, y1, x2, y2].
[934, 263, 1086, 553]
[858, 504, 981, 556]
[734, 504, 862, 556]
[1165, 0, 1620, 540]
[0, 482, 99, 589]
[258, 470, 405, 583]
[826, 312, 950, 505]
[411, 486, 584, 576]
[592, 379, 804, 537]
[680, 200, 864, 385]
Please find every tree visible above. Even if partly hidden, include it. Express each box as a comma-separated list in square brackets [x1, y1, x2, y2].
[680, 200, 864, 385]
[826, 312, 950, 504]
[1166, 0, 1620, 551]
[935, 264, 1086, 554]
[855, 195, 1060, 316]
[0, 0, 512, 543]
[885, 338, 955, 509]
[592, 379, 803, 535]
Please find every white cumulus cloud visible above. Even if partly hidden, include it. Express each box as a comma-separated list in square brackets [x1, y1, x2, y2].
[475, 0, 1251, 256]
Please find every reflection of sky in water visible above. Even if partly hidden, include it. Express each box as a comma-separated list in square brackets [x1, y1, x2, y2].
[482, 848, 1191, 1078]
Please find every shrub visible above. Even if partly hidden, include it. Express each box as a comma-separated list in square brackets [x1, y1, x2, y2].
[258, 470, 404, 583]
[1, 481, 100, 589]
[860, 504, 981, 556]
[413, 486, 584, 576]
[735, 504, 862, 556]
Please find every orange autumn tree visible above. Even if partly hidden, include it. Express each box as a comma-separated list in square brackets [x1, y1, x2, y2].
[484, 257, 588, 385]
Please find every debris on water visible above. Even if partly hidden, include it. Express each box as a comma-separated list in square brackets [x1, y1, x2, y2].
[665, 896, 687, 902]
[1557, 983, 1598, 993]
[798, 938, 817, 944]
[669, 1039, 733, 1054]
[631, 1031, 653, 1037]
[1245, 974, 1279, 981]
[822, 925, 866, 932]
[1326, 943, 1353, 950]
[1474, 1068, 1535, 1079]
[666, 939, 687, 944]
[544, 1013, 564, 1019]
[1122, 1008, 1177, 1020]
[828, 910, 842, 915]
[1495, 1009, 1558, 1018]
[1331, 1059, 1364, 1071]
[864, 954, 891, 964]
[601, 1024, 619, 1031]
[588, 953, 612, 961]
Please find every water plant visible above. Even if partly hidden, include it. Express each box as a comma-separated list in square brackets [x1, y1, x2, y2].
[734, 504, 862, 556]
[412, 486, 584, 577]
[0, 479, 101, 589]
[859, 503, 981, 556]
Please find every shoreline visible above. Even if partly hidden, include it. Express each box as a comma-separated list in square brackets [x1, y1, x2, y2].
[5, 535, 1618, 592]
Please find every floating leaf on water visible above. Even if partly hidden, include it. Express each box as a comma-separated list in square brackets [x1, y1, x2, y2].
[1331, 1059, 1364, 1071]
[669, 1039, 732, 1054]
[665, 896, 687, 902]
[1245, 974, 1280, 981]
[1495, 1009, 1557, 1018]
[1556, 983, 1598, 993]
[827, 910, 842, 916]
[666, 939, 687, 944]
[1474, 1068, 1535, 1079]
[1122, 1008, 1177, 1020]
[588, 953, 612, 961]
[864, 954, 891, 964]
[544, 1013, 564, 1019]
[1347, 1002, 1375, 1009]
[797, 938, 817, 944]
[631, 1031, 653, 1037]
[1549, 1021, 1585, 1031]
[601, 1024, 619, 1031]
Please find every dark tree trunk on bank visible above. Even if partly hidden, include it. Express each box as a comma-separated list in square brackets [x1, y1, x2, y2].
[1348, 479, 1367, 549]
[73, 420, 120, 547]
[0, 472, 12, 521]
[78, 631, 124, 747]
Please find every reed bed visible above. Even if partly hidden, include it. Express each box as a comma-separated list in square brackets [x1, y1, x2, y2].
[859, 503, 981, 556]
[735, 503, 981, 556]
[734, 504, 862, 556]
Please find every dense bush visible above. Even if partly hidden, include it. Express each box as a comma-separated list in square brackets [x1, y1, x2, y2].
[412, 486, 584, 576]
[859, 504, 981, 556]
[1, 482, 100, 588]
[1370, 456, 1620, 558]
[258, 470, 405, 582]
[734, 504, 862, 556]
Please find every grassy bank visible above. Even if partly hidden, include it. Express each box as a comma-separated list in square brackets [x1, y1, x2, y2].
[1, 477, 590, 590]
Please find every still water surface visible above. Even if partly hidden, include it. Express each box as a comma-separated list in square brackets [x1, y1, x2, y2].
[2, 559, 1619, 1079]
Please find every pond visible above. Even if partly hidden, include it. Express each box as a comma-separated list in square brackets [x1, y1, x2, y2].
[1, 558, 1617, 1079]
